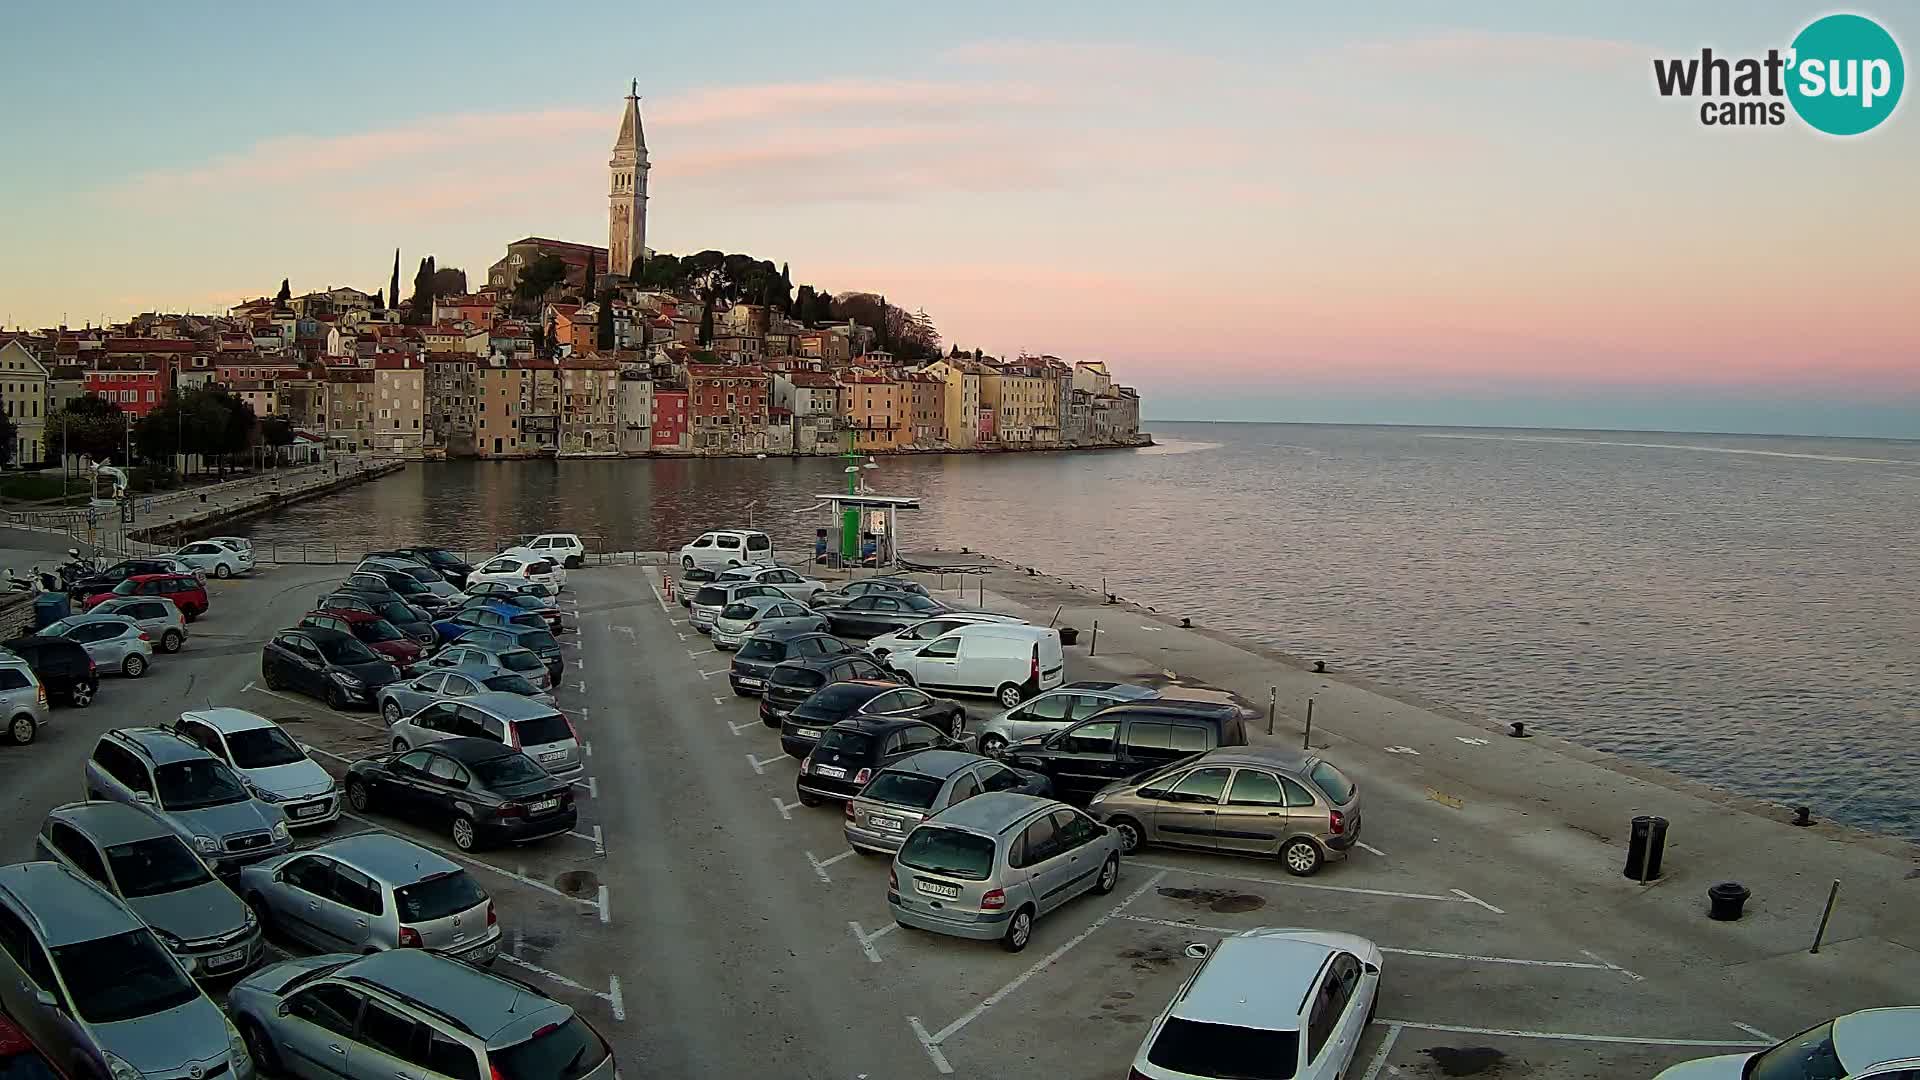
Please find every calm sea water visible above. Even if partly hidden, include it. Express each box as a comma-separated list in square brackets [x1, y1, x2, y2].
[234, 423, 1920, 840]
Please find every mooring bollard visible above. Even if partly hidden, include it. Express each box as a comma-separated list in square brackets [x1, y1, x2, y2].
[1792, 806, 1813, 827]
[1266, 686, 1277, 736]
[1303, 697, 1314, 749]
[1089, 619, 1099, 656]
[1809, 879, 1841, 953]
[1708, 882, 1751, 921]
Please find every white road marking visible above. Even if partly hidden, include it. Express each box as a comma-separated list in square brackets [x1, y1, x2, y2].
[648, 584, 670, 613]
[1113, 915, 1611, 971]
[612, 625, 635, 639]
[581, 740, 592, 757]
[1732, 1022, 1776, 1042]
[301, 745, 368, 765]
[1450, 888, 1506, 915]
[1456, 737, 1489, 746]
[700, 669, 728, 679]
[244, 682, 384, 730]
[1360, 1023, 1402, 1080]
[574, 658, 585, 669]
[1375, 1020, 1769, 1048]
[713, 696, 727, 706]
[338, 812, 596, 908]
[677, 633, 688, 642]
[573, 776, 598, 798]
[597, 884, 610, 925]
[574, 679, 588, 693]
[607, 976, 624, 1021]
[494, 954, 624, 1021]
[772, 796, 794, 821]
[728, 719, 760, 736]
[807, 850, 853, 883]
[1580, 949, 1645, 982]
[848, 920, 896, 963]
[591, 824, 605, 856]
[1384, 745, 1420, 755]
[512, 928, 523, 956]
[908, 1017, 953, 1075]
[747, 752, 788, 775]
[1133, 861, 1483, 908]
[1356, 841, 1388, 857]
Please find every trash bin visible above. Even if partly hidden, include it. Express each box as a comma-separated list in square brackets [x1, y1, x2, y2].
[1624, 815, 1668, 881]
[1058, 627, 1080, 647]
[1708, 882, 1751, 921]
[33, 592, 70, 630]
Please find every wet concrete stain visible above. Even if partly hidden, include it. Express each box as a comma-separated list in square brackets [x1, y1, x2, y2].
[1421, 1046, 1512, 1077]
[555, 869, 600, 895]
[1157, 886, 1267, 913]
[1117, 942, 1181, 972]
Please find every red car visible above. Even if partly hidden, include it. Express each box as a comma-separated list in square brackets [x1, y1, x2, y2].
[84, 572, 209, 620]
[0, 1015, 64, 1080]
[298, 608, 424, 664]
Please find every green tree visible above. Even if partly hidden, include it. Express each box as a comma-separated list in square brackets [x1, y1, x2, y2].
[0, 410, 15, 466]
[697, 300, 714, 346]
[628, 255, 645, 281]
[597, 298, 616, 351]
[778, 262, 793, 315]
[389, 249, 402, 312]
[47, 396, 128, 463]
[513, 255, 571, 313]
[409, 256, 437, 322]
[275, 279, 291, 309]
[793, 285, 816, 326]
[373, 288, 385, 310]
[429, 266, 466, 296]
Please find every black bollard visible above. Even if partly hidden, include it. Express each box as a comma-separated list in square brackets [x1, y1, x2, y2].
[1313, 660, 1326, 673]
[1624, 815, 1669, 882]
[1707, 882, 1751, 921]
[1791, 806, 1813, 827]
[1509, 721, 1531, 738]
[1180, 617, 1192, 628]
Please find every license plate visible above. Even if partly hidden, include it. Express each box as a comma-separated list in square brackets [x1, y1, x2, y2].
[737, 677, 763, 688]
[914, 880, 960, 900]
[795, 727, 821, 739]
[207, 947, 246, 968]
[540, 750, 566, 762]
[814, 764, 846, 779]
[870, 815, 903, 832]
[530, 798, 560, 812]
[293, 803, 326, 819]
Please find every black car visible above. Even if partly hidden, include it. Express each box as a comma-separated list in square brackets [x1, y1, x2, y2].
[66, 558, 181, 597]
[730, 630, 855, 696]
[820, 593, 956, 638]
[398, 546, 474, 588]
[344, 737, 576, 852]
[1002, 700, 1253, 803]
[781, 679, 966, 758]
[339, 569, 450, 611]
[811, 577, 931, 609]
[795, 716, 967, 805]
[3, 635, 98, 706]
[318, 591, 437, 648]
[760, 653, 890, 727]
[261, 626, 403, 710]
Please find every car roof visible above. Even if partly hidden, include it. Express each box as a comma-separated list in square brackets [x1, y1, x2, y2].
[1062, 680, 1157, 699]
[314, 832, 462, 882]
[307, 607, 377, 623]
[178, 707, 280, 735]
[113, 726, 217, 765]
[46, 800, 174, 846]
[439, 663, 513, 679]
[1836, 1007, 1920, 1070]
[58, 612, 138, 626]
[453, 692, 558, 720]
[1086, 700, 1245, 722]
[95, 594, 178, 609]
[776, 653, 862, 672]
[294, 626, 356, 644]
[745, 626, 823, 643]
[127, 572, 194, 584]
[1189, 746, 1317, 772]
[338, 950, 555, 1041]
[429, 736, 527, 764]
[1172, 933, 1336, 1031]
[884, 748, 982, 779]
[0, 862, 142, 946]
[928, 791, 1055, 835]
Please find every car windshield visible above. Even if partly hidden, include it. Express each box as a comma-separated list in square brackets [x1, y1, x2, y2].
[772, 666, 825, 689]
[317, 635, 381, 665]
[694, 587, 728, 606]
[737, 638, 786, 662]
[154, 759, 250, 810]
[105, 836, 214, 898]
[491, 1015, 608, 1080]
[387, 576, 428, 594]
[377, 601, 419, 623]
[720, 603, 758, 620]
[399, 566, 439, 583]
[528, 560, 556, 575]
[394, 871, 487, 922]
[1148, 1017, 1299, 1080]
[484, 674, 540, 695]
[225, 726, 307, 769]
[901, 594, 942, 612]
[418, 550, 459, 567]
[515, 630, 558, 651]
[864, 772, 943, 809]
[472, 753, 546, 787]
[513, 714, 572, 745]
[898, 826, 995, 881]
[498, 650, 544, 673]
[510, 613, 545, 629]
[1745, 1022, 1846, 1080]
[51, 929, 200, 1024]
[110, 579, 143, 595]
[816, 729, 876, 756]
[508, 595, 544, 611]
[807, 685, 887, 712]
[1308, 761, 1355, 804]
[360, 619, 405, 643]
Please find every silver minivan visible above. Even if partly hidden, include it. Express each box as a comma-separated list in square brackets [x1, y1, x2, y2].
[387, 691, 582, 780]
[889, 791, 1122, 952]
[845, 750, 1051, 855]
[84, 728, 293, 874]
[0, 652, 49, 745]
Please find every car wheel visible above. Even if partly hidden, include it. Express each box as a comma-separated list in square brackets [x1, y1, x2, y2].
[995, 682, 1026, 709]
[1110, 816, 1145, 855]
[681, 556, 695, 570]
[70, 683, 93, 708]
[565, 555, 583, 569]
[1281, 837, 1323, 877]
[5, 713, 35, 746]
[382, 701, 403, 724]
[946, 710, 965, 737]
[122, 654, 146, 678]
[797, 789, 825, 808]
[214, 563, 232, 579]
[895, 668, 917, 688]
[184, 608, 198, 623]
[238, 1017, 280, 1075]
[978, 733, 1008, 755]
[160, 630, 182, 653]
[1093, 853, 1120, 895]
[262, 667, 282, 690]
[391, 738, 409, 753]
[346, 779, 372, 812]
[326, 684, 349, 711]
[1001, 905, 1035, 953]
[451, 814, 479, 851]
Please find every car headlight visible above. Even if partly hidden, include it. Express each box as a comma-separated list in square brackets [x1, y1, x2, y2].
[104, 1052, 142, 1080]
[247, 783, 284, 803]
[226, 1018, 246, 1063]
[152, 928, 184, 950]
[330, 671, 363, 688]
[194, 835, 221, 854]
[244, 907, 258, 929]
[271, 820, 290, 840]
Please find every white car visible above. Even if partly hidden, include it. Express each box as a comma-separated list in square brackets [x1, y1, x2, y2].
[468, 552, 567, 592]
[678, 529, 775, 572]
[715, 565, 829, 605]
[173, 539, 254, 579]
[883, 623, 1067, 708]
[865, 612, 1029, 661]
[510, 533, 588, 569]
[1130, 928, 1382, 1080]
[1653, 1008, 1920, 1079]
[171, 708, 341, 828]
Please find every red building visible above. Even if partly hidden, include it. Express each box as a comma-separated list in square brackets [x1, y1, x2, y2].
[85, 363, 167, 416]
[650, 389, 689, 450]
[687, 365, 767, 451]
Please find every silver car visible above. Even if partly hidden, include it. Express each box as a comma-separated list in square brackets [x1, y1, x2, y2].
[413, 643, 553, 692]
[229, 950, 614, 1080]
[379, 664, 555, 723]
[715, 564, 828, 604]
[0, 861, 251, 1080]
[84, 728, 293, 874]
[889, 791, 1122, 952]
[239, 832, 501, 964]
[845, 749, 1052, 855]
[710, 596, 829, 650]
[971, 680, 1160, 754]
[359, 557, 468, 605]
[0, 652, 49, 745]
[688, 581, 788, 632]
[36, 801, 263, 981]
[43, 613, 154, 678]
[87, 595, 189, 654]
[387, 691, 582, 780]
[171, 709, 341, 829]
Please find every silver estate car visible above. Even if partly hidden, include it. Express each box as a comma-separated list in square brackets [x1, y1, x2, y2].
[43, 613, 155, 678]
[35, 801, 263, 981]
[229, 949, 614, 1080]
[378, 664, 555, 723]
[239, 832, 501, 965]
[970, 680, 1160, 754]
[0, 861, 251, 1080]
[688, 581, 787, 632]
[84, 728, 293, 874]
[1086, 746, 1363, 877]
[171, 709, 341, 829]
[710, 596, 829, 649]
[0, 652, 49, 746]
[87, 595, 189, 654]
[845, 749, 1052, 855]
[387, 691, 583, 780]
[714, 564, 828, 604]
[413, 643, 554, 692]
[889, 791, 1122, 952]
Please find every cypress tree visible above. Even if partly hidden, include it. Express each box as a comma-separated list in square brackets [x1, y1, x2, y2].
[389, 249, 401, 311]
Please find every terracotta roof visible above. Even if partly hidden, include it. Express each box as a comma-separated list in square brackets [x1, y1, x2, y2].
[104, 338, 198, 353]
[788, 372, 841, 389]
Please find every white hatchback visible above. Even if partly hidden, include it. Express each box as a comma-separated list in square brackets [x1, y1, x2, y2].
[468, 552, 567, 592]
[171, 707, 341, 828]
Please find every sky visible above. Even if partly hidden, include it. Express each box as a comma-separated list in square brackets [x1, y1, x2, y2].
[2, 1, 1916, 437]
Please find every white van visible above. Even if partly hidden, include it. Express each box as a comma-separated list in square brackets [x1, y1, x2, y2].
[679, 530, 775, 572]
[884, 623, 1065, 709]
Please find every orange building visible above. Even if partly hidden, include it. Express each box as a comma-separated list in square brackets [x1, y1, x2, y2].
[843, 372, 909, 451]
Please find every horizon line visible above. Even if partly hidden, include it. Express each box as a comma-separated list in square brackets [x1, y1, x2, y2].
[1140, 418, 1920, 444]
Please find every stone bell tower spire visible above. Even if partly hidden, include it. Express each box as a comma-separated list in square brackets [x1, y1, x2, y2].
[608, 81, 649, 282]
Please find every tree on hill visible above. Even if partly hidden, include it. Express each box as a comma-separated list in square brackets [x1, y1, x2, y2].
[809, 289, 834, 324]
[778, 263, 793, 315]
[597, 297, 616, 351]
[408, 256, 438, 322]
[429, 266, 466, 296]
[389, 249, 402, 312]
[513, 255, 571, 314]
[47, 396, 128, 463]
[0, 410, 16, 466]
[275, 279, 291, 307]
[793, 285, 816, 326]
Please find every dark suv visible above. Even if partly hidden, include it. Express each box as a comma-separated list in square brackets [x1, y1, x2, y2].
[795, 716, 967, 805]
[731, 630, 855, 696]
[3, 635, 99, 707]
[759, 653, 889, 727]
[1001, 700, 1252, 803]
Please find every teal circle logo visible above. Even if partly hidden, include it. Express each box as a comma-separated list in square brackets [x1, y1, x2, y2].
[1787, 14, 1904, 135]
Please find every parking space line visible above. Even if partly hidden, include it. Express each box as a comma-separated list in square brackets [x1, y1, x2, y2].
[244, 682, 384, 730]
[771, 796, 802, 821]
[574, 679, 588, 693]
[1449, 888, 1506, 915]
[495, 954, 625, 1022]
[338, 812, 597, 909]
[747, 752, 789, 775]
[700, 668, 728, 679]
[1355, 841, 1387, 857]
[908, 1017, 953, 1075]
[713, 696, 727, 705]
[1732, 1022, 1775, 1042]
[648, 583, 671, 613]
[574, 658, 585, 669]
[677, 633, 689, 641]
[687, 647, 718, 658]
[581, 740, 591, 757]
[301, 745, 367, 766]
[848, 920, 896, 963]
[728, 719, 761, 736]
[1360, 1023, 1402, 1080]
[807, 849, 853, 883]
[1580, 949, 1645, 982]
[597, 884, 610, 925]
[1112, 914, 1621, 973]
[590, 824, 604, 856]
[1376, 1020, 1770, 1048]
[573, 776, 598, 798]
[1133, 861, 1485, 908]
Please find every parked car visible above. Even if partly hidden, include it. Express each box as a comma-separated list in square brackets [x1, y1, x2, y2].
[411, 643, 554, 692]
[713, 564, 827, 604]
[299, 609, 424, 665]
[467, 552, 566, 592]
[711, 596, 828, 650]
[84, 727, 292, 873]
[678, 528, 775, 572]
[341, 568, 452, 612]
[433, 624, 563, 682]
[3, 634, 98, 707]
[66, 557, 198, 597]
[172, 539, 254, 579]
[41, 613, 152, 678]
[729, 630, 855, 696]
[781, 680, 941, 759]
[509, 532, 588, 569]
[0, 862, 250, 1080]
[759, 653, 890, 727]
[688, 581, 789, 633]
[457, 588, 565, 633]
[0, 1014, 61, 1080]
[35, 800, 263, 980]
[888, 792, 1121, 952]
[1087, 747, 1362, 876]
[260, 627, 403, 710]
[1003, 700, 1253, 803]
[865, 612, 1029, 661]
[0, 652, 49, 745]
[821, 592, 958, 638]
[172, 708, 342, 828]
[810, 577, 931, 608]
[434, 601, 550, 644]
[84, 573, 208, 620]
[345, 738, 577, 851]
[317, 592, 438, 648]
[86, 595, 188, 653]
[1129, 928, 1384, 1080]
[971, 680, 1159, 754]
[229, 949, 613, 1080]
[386, 692, 582, 780]
[239, 832, 501, 965]
[207, 536, 253, 556]
[883, 623, 1066, 707]
[379, 664, 554, 723]
[358, 558, 467, 606]
[795, 716, 968, 805]
[676, 565, 718, 607]
[1651, 1008, 1920, 1080]
[397, 545, 474, 587]
[844, 749, 1050, 855]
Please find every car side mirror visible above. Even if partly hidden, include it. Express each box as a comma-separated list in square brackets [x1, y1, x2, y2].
[33, 989, 58, 1009]
[277, 1002, 292, 1018]
[134, 791, 156, 804]
[1183, 943, 1211, 960]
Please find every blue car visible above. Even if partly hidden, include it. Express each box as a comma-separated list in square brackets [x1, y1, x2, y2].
[431, 600, 550, 645]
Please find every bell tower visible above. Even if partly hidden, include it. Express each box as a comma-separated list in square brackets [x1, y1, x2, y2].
[608, 81, 649, 281]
